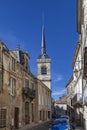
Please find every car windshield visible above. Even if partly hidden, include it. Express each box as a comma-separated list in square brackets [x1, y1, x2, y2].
[52, 119, 68, 125]
[61, 115, 69, 119]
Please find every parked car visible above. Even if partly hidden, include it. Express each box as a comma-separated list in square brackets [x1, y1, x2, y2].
[60, 115, 69, 120]
[49, 118, 71, 130]
[60, 115, 75, 129]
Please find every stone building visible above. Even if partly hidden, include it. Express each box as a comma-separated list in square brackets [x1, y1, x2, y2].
[0, 25, 51, 129]
[76, 0, 87, 128]
[72, 35, 83, 126]
[54, 95, 67, 118]
[66, 76, 75, 122]
[66, 0, 87, 129]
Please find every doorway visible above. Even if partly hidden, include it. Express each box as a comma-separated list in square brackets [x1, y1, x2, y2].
[25, 102, 29, 124]
[14, 107, 19, 129]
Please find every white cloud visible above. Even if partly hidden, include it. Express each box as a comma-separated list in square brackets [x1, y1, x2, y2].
[53, 75, 63, 82]
[52, 89, 66, 96]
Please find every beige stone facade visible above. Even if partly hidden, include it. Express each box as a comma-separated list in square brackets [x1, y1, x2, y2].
[66, 77, 76, 122]
[54, 96, 67, 117]
[0, 41, 51, 130]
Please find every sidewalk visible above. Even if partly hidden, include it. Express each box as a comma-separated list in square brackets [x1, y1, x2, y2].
[75, 126, 84, 130]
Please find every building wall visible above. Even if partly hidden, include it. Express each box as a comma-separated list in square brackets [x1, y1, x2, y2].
[0, 41, 52, 129]
[37, 80, 51, 122]
[66, 77, 75, 121]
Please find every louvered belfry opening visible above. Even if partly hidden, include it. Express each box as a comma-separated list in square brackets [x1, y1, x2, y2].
[83, 47, 87, 79]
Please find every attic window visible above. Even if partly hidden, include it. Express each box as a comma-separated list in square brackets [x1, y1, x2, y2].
[41, 66, 47, 75]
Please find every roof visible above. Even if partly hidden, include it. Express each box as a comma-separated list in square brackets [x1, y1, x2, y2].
[55, 95, 67, 104]
[37, 53, 50, 59]
[37, 24, 50, 60]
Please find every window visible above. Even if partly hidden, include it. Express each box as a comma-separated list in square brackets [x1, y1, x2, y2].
[25, 78, 29, 88]
[31, 82, 35, 90]
[40, 111, 41, 120]
[39, 95, 41, 105]
[41, 66, 47, 75]
[0, 109, 6, 128]
[10, 77, 16, 96]
[11, 57, 15, 71]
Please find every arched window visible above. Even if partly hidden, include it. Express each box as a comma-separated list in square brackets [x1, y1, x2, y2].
[41, 66, 47, 75]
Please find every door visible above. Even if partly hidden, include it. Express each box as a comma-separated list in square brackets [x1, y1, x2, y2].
[14, 107, 19, 129]
[31, 103, 34, 122]
[25, 102, 29, 124]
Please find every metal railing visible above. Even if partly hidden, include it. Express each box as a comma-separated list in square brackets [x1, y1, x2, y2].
[22, 87, 36, 99]
[72, 93, 82, 106]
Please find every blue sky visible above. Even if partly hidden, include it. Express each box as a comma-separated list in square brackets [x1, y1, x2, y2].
[0, 0, 78, 101]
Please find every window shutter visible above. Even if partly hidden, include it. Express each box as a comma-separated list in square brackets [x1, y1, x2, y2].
[10, 78, 12, 95]
[83, 47, 87, 79]
[14, 79, 16, 96]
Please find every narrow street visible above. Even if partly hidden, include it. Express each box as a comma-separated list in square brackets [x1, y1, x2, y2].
[18, 122, 84, 130]
[18, 121, 51, 130]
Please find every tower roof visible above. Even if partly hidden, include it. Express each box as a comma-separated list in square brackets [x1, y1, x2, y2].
[37, 24, 50, 59]
[41, 24, 46, 55]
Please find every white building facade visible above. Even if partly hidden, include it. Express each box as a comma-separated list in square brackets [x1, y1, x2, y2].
[72, 0, 87, 129]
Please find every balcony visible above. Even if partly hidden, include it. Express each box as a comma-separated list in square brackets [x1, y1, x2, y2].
[22, 87, 35, 100]
[72, 93, 82, 107]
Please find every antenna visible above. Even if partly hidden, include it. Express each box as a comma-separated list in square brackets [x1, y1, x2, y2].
[42, 12, 44, 27]
[17, 44, 20, 50]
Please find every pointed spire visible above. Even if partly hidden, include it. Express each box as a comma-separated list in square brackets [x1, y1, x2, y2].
[37, 15, 50, 60]
[41, 24, 46, 55]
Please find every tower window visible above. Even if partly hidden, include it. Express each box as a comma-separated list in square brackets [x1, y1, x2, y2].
[41, 66, 47, 75]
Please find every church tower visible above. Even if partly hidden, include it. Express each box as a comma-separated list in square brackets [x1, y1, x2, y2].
[37, 25, 51, 89]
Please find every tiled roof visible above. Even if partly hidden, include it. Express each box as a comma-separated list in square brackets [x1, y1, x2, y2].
[55, 96, 67, 104]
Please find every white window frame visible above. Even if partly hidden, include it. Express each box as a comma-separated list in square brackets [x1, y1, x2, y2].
[10, 77, 16, 96]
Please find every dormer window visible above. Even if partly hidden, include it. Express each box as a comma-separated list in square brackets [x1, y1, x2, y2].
[41, 66, 47, 75]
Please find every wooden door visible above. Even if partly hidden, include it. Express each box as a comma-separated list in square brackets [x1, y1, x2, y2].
[31, 103, 34, 122]
[25, 102, 29, 124]
[14, 107, 19, 129]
